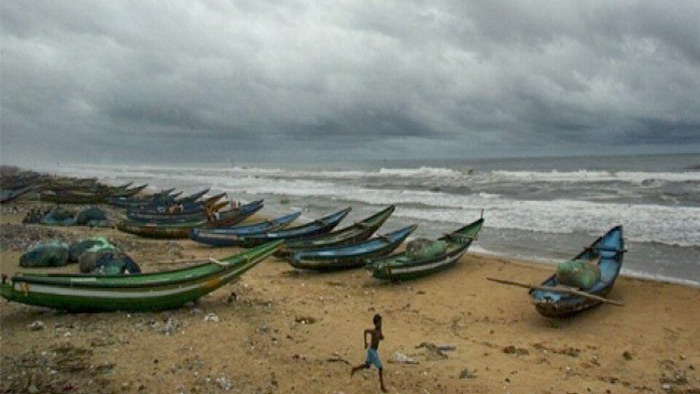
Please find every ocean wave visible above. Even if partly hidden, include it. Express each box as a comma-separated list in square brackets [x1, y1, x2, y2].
[491, 170, 700, 183]
[55, 164, 700, 248]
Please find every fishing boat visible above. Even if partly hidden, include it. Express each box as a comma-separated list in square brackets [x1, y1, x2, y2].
[189, 211, 302, 246]
[116, 200, 264, 239]
[276, 205, 395, 258]
[289, 225, 417, 271]
[0, 240, 283, 312]
[126, 200, 229, 223]
[206, 207, 352, 248]
[0, 184, 38, 204]
[106, 189, 181, 208]
[126, 191, 223, 215]
[366, 218, 484, 280]
[529, 226, 625, 317]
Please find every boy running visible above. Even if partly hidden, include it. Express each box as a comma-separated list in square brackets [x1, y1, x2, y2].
[351, 314, 388, 392]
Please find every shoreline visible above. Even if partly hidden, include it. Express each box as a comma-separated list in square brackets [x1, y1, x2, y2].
[1, 201, 699, 393]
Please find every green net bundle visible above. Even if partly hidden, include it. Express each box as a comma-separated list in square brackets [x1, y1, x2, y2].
[555, 259, 601, 290]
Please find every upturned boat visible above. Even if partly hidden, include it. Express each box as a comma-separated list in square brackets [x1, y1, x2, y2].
[0, 240, 283, 312]
[529, 226, 625, 317]
[276, 205, 395, 258]
[288, 225, 417, 271]
[366, 218, 484, 280]
[116, 200, 264, 239]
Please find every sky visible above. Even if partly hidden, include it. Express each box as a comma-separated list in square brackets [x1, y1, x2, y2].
[2, 0, 700, 167]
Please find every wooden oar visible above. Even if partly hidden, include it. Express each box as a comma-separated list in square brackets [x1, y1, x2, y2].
[486, 277, 625, 307]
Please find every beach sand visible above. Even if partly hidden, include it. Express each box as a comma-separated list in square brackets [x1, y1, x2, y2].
[1, 202, 699, 394]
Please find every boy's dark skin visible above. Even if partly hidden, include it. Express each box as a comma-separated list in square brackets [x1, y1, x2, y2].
[351, 314, 387, 392]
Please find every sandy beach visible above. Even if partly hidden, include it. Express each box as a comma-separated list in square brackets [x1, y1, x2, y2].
[1, 202, 699, 394]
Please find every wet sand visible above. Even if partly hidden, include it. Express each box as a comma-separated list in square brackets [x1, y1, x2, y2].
[1, 202, 699, 394]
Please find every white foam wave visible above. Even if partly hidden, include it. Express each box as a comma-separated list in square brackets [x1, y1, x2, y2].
[55, 164, 700, 247]
[491, 170, 700, 183]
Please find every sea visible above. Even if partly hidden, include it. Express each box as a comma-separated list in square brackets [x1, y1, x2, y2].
[48, 153, 700, 287]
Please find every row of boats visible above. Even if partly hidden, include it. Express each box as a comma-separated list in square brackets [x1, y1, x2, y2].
[0, 171, 625, 318]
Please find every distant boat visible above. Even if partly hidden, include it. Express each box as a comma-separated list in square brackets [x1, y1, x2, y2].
[366, 218, 484, 281]
[116, 200, 264, 239]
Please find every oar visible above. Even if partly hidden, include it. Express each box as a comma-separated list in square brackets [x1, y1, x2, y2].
[486, 277, 625, 307]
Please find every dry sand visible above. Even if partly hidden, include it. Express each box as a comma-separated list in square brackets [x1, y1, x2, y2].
[1, 202, 699, 394]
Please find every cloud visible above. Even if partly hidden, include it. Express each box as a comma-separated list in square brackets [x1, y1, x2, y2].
[2, 0, 699, 166]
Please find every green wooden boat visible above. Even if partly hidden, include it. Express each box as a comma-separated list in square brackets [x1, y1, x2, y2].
[116, 200, 263, 239]
[276, 205, 395, 259]
[0, 240, 283, 312]
[366, 218, 484, 281]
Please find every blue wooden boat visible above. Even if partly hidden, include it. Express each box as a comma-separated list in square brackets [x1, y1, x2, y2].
[276, 206, 395, 258]
[288, 225, 417, 271]
[211, 207, 352, 248]
[366, 218, 484, 280]
[117, 200, 264, 239]
[530, 226, 625, 317]
[188, 211, 302, 246]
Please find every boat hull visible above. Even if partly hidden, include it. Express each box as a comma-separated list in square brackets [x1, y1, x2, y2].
[0, 240, 283, 312]
[367, 219, 484, 281]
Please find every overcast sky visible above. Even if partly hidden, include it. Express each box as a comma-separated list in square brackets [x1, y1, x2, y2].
[2, 1, 699, 166]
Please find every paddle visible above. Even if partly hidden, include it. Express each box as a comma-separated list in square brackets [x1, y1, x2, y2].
[486, 277, 625, 307]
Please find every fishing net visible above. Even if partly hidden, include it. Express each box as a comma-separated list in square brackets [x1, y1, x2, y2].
[555, 259, 601, 290]
[406, 238, 447, 259]
[20, 242, 70, 267]
[40, 207, 77, 226]
[75, 207, 107, 225]
[69, 237, 112, 262]
[78, 240, 119, 273]
[91, 252, 141, 275]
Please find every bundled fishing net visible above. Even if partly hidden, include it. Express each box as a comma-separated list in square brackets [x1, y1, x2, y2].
[78, 239, 119, 273]
[20, 241, 71, 267]
[40, 207, 76, 226]
[91, 252, 141, 275]
[555, 259, 601, 290]
[75, 207, 108, 225]
[69, 237, 112, 262]
[406, 238, 447, 259]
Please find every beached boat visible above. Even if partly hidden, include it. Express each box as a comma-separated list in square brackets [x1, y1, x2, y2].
[189, 211, 302, 246]
[0, 240, 283, 312]
[276, 205, 395, 259]
[0, 185, 38, 204]
[529, 226, 625, 317]
[116, 200, 264, 239]
[209, 207, 352, 248]
[126, 200, 229, 223]
[366, 218, 484, 281]
[288, 225, 417, 271]
[106, 189, 181, 208]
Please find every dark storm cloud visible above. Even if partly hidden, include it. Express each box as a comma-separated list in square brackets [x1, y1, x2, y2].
[2, 0, 699, 166]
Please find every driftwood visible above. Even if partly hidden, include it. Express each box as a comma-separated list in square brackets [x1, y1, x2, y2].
[486, 277, 625, 307]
